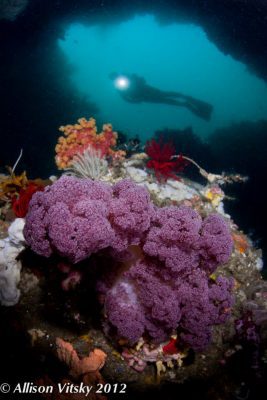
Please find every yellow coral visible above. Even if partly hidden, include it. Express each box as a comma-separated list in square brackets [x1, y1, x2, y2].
[203, 187, 224, 208]
[0, 170, 28, 202]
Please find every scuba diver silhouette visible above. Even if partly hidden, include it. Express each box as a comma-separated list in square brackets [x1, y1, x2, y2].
[109, 73, 213, 121]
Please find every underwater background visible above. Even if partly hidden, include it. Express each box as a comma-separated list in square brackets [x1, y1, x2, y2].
[1, 0, 267, 272]
[1, 1, 267, 399]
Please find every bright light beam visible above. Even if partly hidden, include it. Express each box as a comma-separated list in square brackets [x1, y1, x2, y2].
[114, 76, 130, 90]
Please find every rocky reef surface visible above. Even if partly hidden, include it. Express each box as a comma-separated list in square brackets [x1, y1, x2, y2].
[1, 163, 266, 399]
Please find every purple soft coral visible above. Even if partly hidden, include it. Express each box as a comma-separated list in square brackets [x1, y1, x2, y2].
[199, 213, 233, 273]
[104, 279, 146, 343]
[24, 175, 234, 351]
[127, 260, 182, 342]
[143, 206, 232, 278]
[177, 269, 234, 349]
[24, 176, 155, 263]
[143, 206, 202, 278]
[102, 205, 233, 350]
[104, 259, 234, 350]
[110, 179, 155, 253]
[24, 176, 115, 262]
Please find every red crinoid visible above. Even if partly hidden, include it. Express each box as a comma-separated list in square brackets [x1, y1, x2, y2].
[12, 182, 44, 218]
[145, 139, 188, 182]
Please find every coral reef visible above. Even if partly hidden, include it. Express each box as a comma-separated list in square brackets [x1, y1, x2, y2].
[124, 163, 199, 203]
[0, 218, 25, 305]
[0, 136, 261, 387]
[24, 176, 233, 351]
[55, 117, 125, 170]
[1, 159, 266, 393]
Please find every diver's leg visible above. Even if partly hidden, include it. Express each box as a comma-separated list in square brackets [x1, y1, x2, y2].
[163, 91, 202, 102]
[142, 93, 185, 105]
[184, 102, 213, 121]
[141, 87, 212, 120]
[168, 93, 213, 120]
[161, 97, 213, 121]
[159, 98, 187, 106]
[163, 91, 185, 98]
[164, 91, 213, 120]
[188, 99, 213, 121]
[154, 97, 201, 110]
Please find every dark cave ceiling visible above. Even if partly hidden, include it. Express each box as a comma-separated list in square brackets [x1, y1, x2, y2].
[1, 0, 266, 81]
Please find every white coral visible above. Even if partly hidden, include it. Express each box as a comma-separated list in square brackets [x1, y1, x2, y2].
[65, 147, 108, 180]
[125, 166, 198, 201]
[8, 218, 25, 245]
[0, 218, 25, 306]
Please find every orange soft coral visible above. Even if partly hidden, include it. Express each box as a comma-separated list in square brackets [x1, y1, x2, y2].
[55, 117, 125, 169]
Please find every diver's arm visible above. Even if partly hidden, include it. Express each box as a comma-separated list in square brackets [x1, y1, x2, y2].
[131, 74, 146, 86]
[124, 97, 141, 103]
[120, 92, 141, 103]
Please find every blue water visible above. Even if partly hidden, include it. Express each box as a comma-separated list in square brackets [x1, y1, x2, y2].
[1, 6, 267, 269]
[58, 14, 267, 141]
